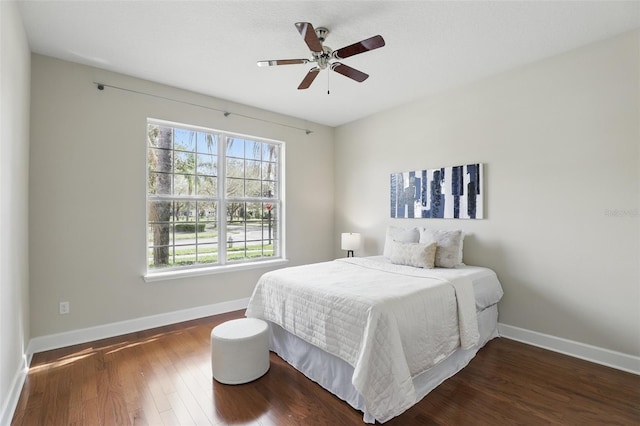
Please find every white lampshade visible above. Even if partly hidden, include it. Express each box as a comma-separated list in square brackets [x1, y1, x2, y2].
[341, 233, 362, 251]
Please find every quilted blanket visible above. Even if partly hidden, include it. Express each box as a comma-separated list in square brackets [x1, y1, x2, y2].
[245, 257, 479, 423]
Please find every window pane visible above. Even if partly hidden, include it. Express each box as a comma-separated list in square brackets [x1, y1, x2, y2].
[174, 174, 195, 196]
[148, 125, 172, 150]
[175, 201, 196, 221]
[226, 202, 244, 225]
[226, 158, 244, 178]
[226, 199, 244, 262]
[148, 246, 174, 269]
[197, 132, 217, 154]
[148, 147, 172, 173]
[262, 182, 276, 198]
[262, 161, 277, 181]
[174, 244, 197, 267]
[226, 138, 244, 158]
[245, 160, 261, 179]
[174, 128, 196, 152]
[264, 203, 279, 257]
[196, 201, 217, 223]
[245, 180, 262, 197]
[148, 171, 172, 195]
[245, 202, 262, 225]
[245, 140, 260, 160]
[159, 127, 173, 149]
[226, 210, 246, 262]
[148, 224, 174, 245]
[197, 153, 216, 176]
[226, 178, 244, 198]
[262, 143, 278, 162]
[225, 201, 277, 262]
[148, 200, 173, 222]
[196, 175, 217, 196]
[175, 151, 195, 174]
[196, 243, 218, 264]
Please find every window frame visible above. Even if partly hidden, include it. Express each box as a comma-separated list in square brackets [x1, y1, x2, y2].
[144, 119, 286, 282]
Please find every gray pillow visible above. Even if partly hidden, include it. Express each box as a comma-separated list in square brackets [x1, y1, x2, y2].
[419, 228, 464, 268]
[389, 241, 437, 269]
[383, 226, 419, 258]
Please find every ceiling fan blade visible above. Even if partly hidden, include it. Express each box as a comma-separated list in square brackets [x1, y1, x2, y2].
[331, 63, 369, 83]
[295, 22, 323, 53]
[257, 59, 310, 67]
[298, 67, 320, 90]
[332, 35, 385, 59]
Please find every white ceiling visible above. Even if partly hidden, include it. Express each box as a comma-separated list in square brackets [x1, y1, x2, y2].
[17, 0, 640, 127]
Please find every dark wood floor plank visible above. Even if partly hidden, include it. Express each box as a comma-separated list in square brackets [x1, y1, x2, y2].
[158, 330, 208, 424]
[130, 345, 166, 426]
[140, 338, 176, 415]
[40, 365, 61, 425]
[81, 397, 100, 426]
[12, 310, 640, 425]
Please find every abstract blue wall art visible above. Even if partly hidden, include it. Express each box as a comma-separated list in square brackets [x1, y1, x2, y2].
[390, 163, 484, 219]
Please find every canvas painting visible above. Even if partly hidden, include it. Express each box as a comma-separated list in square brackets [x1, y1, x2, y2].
[390, 163, 483, 219]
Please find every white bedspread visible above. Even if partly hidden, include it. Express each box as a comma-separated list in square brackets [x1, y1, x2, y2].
[245, 257, 480, 422]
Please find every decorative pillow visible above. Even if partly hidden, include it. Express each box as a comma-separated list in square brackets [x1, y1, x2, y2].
[383, 226, 420, 258]
[389, 241, 437, 269]
[419, 228, 464, 268]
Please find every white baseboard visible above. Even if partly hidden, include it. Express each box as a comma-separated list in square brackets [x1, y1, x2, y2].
[1, 353, 31, 426]
[498, 323, 640, 375]
[27, 298, 250, 356]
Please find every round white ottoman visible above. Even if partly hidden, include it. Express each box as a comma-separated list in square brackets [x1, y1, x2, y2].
[210, 318, 270, 384]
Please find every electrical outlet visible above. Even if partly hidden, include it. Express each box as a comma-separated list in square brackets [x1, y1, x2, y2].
[59, 301, 70, 315]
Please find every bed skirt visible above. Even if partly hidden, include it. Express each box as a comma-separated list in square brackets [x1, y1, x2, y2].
[268, 304, 500, 423]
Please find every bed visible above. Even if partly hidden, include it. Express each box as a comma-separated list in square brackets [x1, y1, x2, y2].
[246, 240, 503, 423]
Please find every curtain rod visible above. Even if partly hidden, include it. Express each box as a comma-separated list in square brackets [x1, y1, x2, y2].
[93, 82, 312, 135]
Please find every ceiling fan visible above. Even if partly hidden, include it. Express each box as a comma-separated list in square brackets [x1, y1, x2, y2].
[257, 22, 385, 90]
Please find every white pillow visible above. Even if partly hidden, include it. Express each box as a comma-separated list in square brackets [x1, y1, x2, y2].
[389, 241, 437, 269]
[419, 228, 464, 268]
[383, 226, 419, 258]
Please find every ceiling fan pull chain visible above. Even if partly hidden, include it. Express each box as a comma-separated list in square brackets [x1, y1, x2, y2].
[327, 69, 330, 95]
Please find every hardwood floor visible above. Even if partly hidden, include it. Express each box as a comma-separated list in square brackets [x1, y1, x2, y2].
[12, 310, 640, 425]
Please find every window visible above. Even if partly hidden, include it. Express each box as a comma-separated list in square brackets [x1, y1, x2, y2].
[146, 119, 283, 276]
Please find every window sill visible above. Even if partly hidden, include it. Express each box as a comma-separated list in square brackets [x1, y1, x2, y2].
[143, 258, 289, 283]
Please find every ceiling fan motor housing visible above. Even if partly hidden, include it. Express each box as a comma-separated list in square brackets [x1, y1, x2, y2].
[313, 46, 333, 69]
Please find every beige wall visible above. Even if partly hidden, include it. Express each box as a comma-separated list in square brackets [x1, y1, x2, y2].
[335, 31, 639, 357]
[0, 1, 31, 422]
[29, 55, 334, 338]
